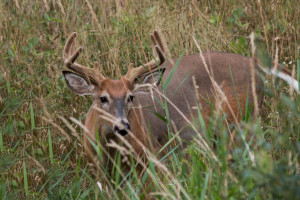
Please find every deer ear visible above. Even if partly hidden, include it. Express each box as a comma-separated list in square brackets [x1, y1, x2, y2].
[62, 71, 96, 96]
[137, 68, 166, 87]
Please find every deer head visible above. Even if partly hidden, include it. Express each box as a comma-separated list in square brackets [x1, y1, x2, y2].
[62, 31, 166, 136]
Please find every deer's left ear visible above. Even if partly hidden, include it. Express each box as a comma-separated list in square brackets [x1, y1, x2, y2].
[135, 68, 166, 88]
[62, 71, 96, 96]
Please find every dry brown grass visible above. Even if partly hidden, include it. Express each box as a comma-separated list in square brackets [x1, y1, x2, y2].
[0, 0, 299, 199]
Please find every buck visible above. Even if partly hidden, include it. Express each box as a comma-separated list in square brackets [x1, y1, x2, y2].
[62, 31, 298, 176]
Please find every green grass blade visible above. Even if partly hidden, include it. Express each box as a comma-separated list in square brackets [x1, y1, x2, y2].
[78, 187, 93, 199]
[30, 102, 35, 131]
[230, 66, 242, 116]
[244, 87, 251, 122]
[0, 176, 6, 199]
[95, 128, 103, 161]
[12, 139, 21, 152]
[62, 146, 75, 164]
[162, 49, 185, 91]
[48, 129, 54, 165]
[170, 71, 191, 96]
[114, 153, 121, 187]
[0, 131, 3, 152]
[49, 171, 67, 191]
[23, 158, 29, 196]
[297, 47, 299, 91]
[196, 104, 207, 136]
[6, 80, 10, 94]
[159, 145, 179, 162]
[200, 170, 210, 200]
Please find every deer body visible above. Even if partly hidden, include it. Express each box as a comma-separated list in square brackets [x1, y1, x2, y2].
[62, 31, 297, 178]
[125, 52, 264, 154]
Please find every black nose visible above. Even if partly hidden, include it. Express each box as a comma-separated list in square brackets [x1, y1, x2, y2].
[113, 120, 130, 136]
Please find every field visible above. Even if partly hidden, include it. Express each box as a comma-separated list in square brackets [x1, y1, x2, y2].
[0, 0, 299, 199]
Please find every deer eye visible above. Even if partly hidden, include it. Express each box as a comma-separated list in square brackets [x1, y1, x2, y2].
[100, 96, 108, 103]
[128, 95, 135, 103]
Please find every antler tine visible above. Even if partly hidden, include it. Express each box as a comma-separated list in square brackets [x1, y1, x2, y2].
[155, 45, 165, 64]
[63, 32, 105, 83]
[70, 36, 76, 55]
[150, 33, 157, 57]
[125, 45, 165, 82]
[153, 30, 165, 53]
[93, 62, 105, 79]
[150, 30, 166, 57]
[63, 32, 77, 60]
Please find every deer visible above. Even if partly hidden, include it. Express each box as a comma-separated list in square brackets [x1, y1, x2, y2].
[62, 31, 299, 181]
[62, 31, 167, 176]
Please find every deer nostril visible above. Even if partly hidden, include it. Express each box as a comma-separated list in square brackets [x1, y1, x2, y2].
[126, 123, 130, 131]
[113, 125, 119, 133]
[121, 120, 131, 131]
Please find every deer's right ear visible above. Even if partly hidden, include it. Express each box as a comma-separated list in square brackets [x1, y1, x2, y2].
[62, 71, 96, 96]
[141, 68, 166, 87]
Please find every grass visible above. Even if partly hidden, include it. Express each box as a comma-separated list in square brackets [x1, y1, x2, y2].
[0, 0, 299, 199]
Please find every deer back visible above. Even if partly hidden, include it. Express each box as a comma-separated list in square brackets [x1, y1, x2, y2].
[128, 52, 264, 151]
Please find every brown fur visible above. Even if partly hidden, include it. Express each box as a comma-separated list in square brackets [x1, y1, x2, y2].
[99, 78, 133, 97]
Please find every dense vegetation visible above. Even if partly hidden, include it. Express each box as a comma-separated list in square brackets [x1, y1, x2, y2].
[0, 0, 299, 199]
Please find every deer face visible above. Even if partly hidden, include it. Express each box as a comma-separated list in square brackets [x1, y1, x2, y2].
[63, 70, 164, 136]
[62, 31, 165, 137]
[62, 71, 135, 136]
[96, 78, 134, 136]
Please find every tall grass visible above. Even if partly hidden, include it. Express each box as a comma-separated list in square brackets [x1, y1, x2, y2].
[0, 0, 299, 199]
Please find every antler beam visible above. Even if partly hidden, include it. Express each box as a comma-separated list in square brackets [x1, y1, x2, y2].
[63, 32, 105, 84]
[125, 31, 166, 82]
